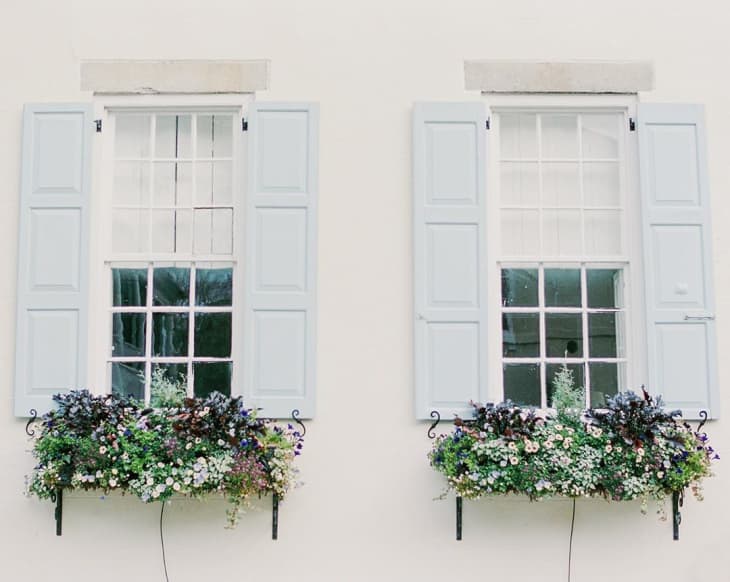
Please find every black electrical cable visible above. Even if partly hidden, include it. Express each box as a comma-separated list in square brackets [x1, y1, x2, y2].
[160, 502, 170, 582]
[568, 499, 576, 582]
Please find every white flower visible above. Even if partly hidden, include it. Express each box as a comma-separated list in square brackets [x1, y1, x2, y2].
[147, 477, 154, 486]
[157, 462, 165, 468]
[157, 484, 166, 492]
[508, 442, 517, 451]
[217, 439, 225, 446]
[657, 471, 664, 479]
[195, 438, 202, 444]
[99, 446, 107, 454]
[605, 444, 613, 453]
[509, 456, 519, 465]
[165, 477, 174, 486]
[554, 434, 564, 441]
[96, 470, 103, 478]
[173, 482, 181, 491]
[185, 443, 193, 450]
[111, 468, 118, 475]
[109, 478, 117, 487]
[152, 490, 160, 499]
[555, 424, 564, 431]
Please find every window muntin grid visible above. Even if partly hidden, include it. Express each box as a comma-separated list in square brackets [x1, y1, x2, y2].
[497, 111, 629, 409]
[109, 264, 233, 402]
[111, 112, 235, 257]
[106, 111, 237, 403]
[499, 112, 625, 260]
[501, 265, 627, 408]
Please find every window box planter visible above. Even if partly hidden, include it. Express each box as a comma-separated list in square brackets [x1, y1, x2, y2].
[428, 389, 716, 540]
[25, 390, 304, 538]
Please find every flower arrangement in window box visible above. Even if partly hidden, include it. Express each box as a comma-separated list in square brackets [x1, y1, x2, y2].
[429, 366, 716, 521]
[25, 385, 304, 528]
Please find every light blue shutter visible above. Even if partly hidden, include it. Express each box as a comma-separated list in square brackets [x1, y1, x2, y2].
[638, 104, 718, 419]
[413, 103, 488, 420]
[244, 103, 318, 418]
[15, 104, 93, 417]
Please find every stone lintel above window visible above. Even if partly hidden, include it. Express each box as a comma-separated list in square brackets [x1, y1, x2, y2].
[81, 60, 269, 94]
[464, 60, 654, 94]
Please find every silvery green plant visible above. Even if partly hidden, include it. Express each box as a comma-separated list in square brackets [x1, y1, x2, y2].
[550, 364, 584, 421]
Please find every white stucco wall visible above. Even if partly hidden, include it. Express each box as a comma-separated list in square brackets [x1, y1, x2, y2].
[1, 1, 729, 580]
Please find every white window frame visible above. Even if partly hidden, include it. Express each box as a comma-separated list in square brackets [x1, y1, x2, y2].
[483, 93, 648, 406]
[87, 94, 252, 400]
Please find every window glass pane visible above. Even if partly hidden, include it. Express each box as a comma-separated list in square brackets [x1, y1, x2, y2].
[174, 210, 193, 254]
[152, 313, 189, 357]
[194, 362, 232, 397]
[112, 268, 147, 307]
[545, 313, 583, 357]
[583, 162, 620, 207]
[499, 114, 537, 159]
[112, 209, 149, 253]
[546, 363, 585, 408]
[195, 161, 233, 206]
[152, 363, 187, 385]
[581, 114, 619, 159]
[194, 209, 233, 255]
[589, 313, 619, 358]
[196, 268, 233, 306]
[194, 313, 232, 357]
[589, 362, 621, 407]
[153, 162, 193, 207]
[503, 364, 541, 406]
[113, 162, 150, 206]
[502, 313, 540, 357]
[111, 362, 145, 400]
[197, 115, 233, 158]
[500, 162, 539, 206]
[542, 162, 580, 207]
[501, 209, 540, 256]
[501, 269, 538, 307]
[542, 210, 582, 257]
[153, 268, 190, 306]
[544, 269, 581, 307]
[541, 115, 578, 159]
[587, 269, 621, 309]
[115, 115, 150, 158]
[155, 114, 191, 159]
[112, 313, 146, 357]
[585, 210, 622, 256]
[150, 210, 175, 253]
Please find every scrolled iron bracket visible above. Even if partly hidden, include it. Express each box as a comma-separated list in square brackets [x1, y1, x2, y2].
[49, 488, 63, 536]
[697, 410, 708, 434]
[291, 409, 307, 437]
[272, 494, 279, 540]
[427, 410, 441, 439]
[672, 489, 683, 541]
[25, 409, 38, 437]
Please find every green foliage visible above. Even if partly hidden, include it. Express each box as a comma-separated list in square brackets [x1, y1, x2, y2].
[550, 364, 584, 421]
[429, 392, 716, 513]
[25, 390, 304, 527]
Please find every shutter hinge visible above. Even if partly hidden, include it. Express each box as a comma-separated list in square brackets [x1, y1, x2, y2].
[94, 119, 102, 133]
[486, 117, 491, 130]
[241, 118, 248, 132]
[629, 118, 636, 132]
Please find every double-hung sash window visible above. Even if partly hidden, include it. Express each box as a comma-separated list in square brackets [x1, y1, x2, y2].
[105, 111, 238, 402]
[496, 111, 630, 409]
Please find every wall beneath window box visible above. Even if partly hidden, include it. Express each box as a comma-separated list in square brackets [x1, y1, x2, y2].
[2, 1, 730, 582]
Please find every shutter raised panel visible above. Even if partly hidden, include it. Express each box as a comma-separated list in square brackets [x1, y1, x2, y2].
[638, 103, 718, 419]
[244, 103, 318, 418]
[413, 103, 488, 420]
[15, 104, 93, 417]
